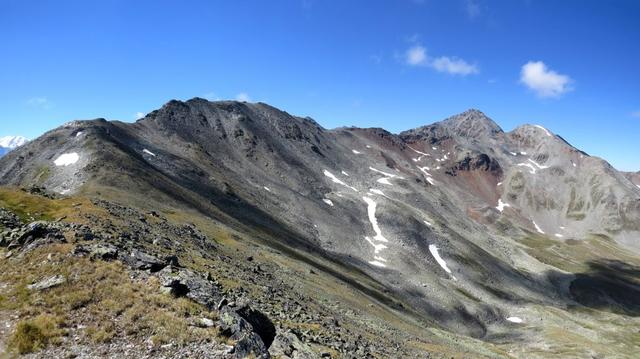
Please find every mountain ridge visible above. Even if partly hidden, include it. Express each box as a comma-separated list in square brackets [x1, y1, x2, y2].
[1, 99, 640, 357]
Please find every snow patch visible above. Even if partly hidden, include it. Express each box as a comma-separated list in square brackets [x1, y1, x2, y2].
[365, 236, 388, 254]
[369, 260, 387, 268]
[75, 131, 83, 137]
[363, 197, 388, 243]
[506, 317, 523, 323]
[554, 233, 564, 238]
[432, 146, 437, 150]
[517, 162, 537, 174]
[324, 170, 358, 192]
[428, 245, 456, 279]
[532, 221, 545, 234]
[53, 153, 79, 166]
[352, 149, 361, 154]
[497, 182, 503, 186]
[341, 170, 349, 176]
[263, 186, 271, 192]
[528, 159, 549, 170]
[534, 125, 552, 137]
[377, 177, 392, 185]
[496, 199, 511, 212]
[423, 221, 433, 227]
[143, 149, 156, 157]
[366, 145, 372, 148]
[426, 177, 436, 185]
[408, 146, 430, 157]
[322, 198, 334, 206]
[369, 167, 403, 178]
[370, 189, 385, 196]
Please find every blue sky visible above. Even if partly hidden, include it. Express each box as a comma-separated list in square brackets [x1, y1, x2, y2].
[1, 0, 639, 170]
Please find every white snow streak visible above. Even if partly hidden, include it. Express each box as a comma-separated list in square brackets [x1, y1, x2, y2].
[377, 177, 392, 185]
[53, 153, 79, 166]
[324, 170, 358, 192]
[352, 149, 361, 154]
[341, 170, 349, 176]
[366, 145, 372, 148]
[143, 149, 156, 157]
[370, 189, 385, 196]
[263, 186, 271, 192]
[75, 131, 83, 137]
[322, 198, 334, 206]
[428, 244, 455, 279]
[497, 182, 503, 186]
[423, 221, 433, 227]
[528, 159, 549, 170]
[369, 260, 387, 268]
[408, 145, 430, 157]
[365, 236, 388, 254]
[517, 163, 537, 174]
[532, 221, 545, 234]
[554, 233, 564, 238]
[369, 167, 402, 178]
[363, 197, 388, 243]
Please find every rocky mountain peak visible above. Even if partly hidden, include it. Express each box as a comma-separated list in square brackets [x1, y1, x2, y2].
[438, 109, 504, 139]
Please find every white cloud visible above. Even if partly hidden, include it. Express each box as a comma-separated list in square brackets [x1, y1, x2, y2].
[405, 45, 428, 66]
[404, 44, 478, 75]
[465, 0, 481, 19]
[431, 56, 479, 75]
[236, 92, 251, 102]
[520, 61, 572, 98]
[135, 112, 145, 120]
[27, 97, 52, 109]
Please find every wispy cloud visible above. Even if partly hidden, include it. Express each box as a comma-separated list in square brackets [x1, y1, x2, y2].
[26, 97, 52, 109]
[464, 0, 482, 19]
[520, 61, 573, 98]
[431, 56, 479, 75]
[236, 92, 251, 102]
[405, 45, 428, 66]
[404, 44, 478, 75]
[135, 112, 145, 120]
[631, 111, 640, 118]
[203, 92, 219, 101]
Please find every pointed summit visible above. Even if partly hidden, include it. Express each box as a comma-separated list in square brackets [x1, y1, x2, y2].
[439, 109, 503, 139]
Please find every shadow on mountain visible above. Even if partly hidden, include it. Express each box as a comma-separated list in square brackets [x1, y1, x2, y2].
[568, 259, 640, 316]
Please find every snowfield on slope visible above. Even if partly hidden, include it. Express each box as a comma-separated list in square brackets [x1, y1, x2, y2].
[54, 152, 80, 166]
[428, 244, 456, 280]
[324, 170, 358, 192]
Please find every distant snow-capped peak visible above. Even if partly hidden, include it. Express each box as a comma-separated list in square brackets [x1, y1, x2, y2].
[0, 135, 28, 149]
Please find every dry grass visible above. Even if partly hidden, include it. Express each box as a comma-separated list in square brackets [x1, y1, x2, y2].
[0, 243, 220, 354]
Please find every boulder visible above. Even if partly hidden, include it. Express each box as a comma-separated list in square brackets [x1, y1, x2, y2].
[156, 266, 222, 308]
[219, 306, 270, 358]
[27, 274, 66, 291]
[269, 330, 318, 359]
[123, 249, 167, 272]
